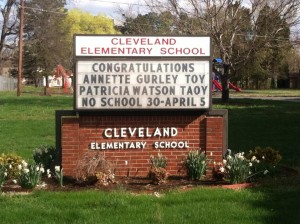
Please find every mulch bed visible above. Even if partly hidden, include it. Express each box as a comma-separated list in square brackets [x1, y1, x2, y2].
[1, 176, 254, 195]
[1, 165, 298, 195]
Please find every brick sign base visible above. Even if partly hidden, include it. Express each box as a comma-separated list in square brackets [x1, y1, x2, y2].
[56, 110, 227, 178]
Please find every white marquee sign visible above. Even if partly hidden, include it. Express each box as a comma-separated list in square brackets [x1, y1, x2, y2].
[75, 36, 211, 57]
[74, 35, 211, 110]
[76, 60, 210, 110]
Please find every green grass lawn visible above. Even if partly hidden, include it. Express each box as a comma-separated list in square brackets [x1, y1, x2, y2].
[0, 88, 300, 224]
[0, 90, 73, 159]
[1, 184, 299, 224]
[214, 98, 300, 167]
[214, 88, 300, 97]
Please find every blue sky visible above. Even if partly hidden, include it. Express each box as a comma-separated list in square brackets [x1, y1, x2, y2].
[0, 0, 147, 27]
[66, 0, 147, 21]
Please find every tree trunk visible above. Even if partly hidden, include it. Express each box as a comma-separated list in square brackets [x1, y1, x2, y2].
[43, 75, 50, 95]
[221, 64, 230, 103]
[273, 75, 278, 89]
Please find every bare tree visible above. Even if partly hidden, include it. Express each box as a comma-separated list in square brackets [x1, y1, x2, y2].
[22, 0, 68, 93]
[1, 0, 74, 72]
[0, 0, 19, 63]
[146, 0, 300, 101]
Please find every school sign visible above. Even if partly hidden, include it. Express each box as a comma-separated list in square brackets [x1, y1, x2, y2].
[56, 35, 227, 178]
[75, 36, 211, 110]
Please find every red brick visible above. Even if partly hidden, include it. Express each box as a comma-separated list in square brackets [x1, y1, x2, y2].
[60, 113, 226, 178]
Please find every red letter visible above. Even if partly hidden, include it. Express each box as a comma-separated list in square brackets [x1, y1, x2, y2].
[111, 38, 118, 45]
[81, 47, 87, 54]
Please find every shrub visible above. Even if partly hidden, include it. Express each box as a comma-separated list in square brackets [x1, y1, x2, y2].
[220, 149, 269, 184]
[0, 164, 7, 188]
[46, 165, 64, 187]
[0, 153, 24, 179]
[150, 153, 167, 168]
[18, 163, 45, 189]
[247, 146, 282, 177]
[149, 153, 168, 184]
[75, 152, 115, 185]
[247, 146, 282, 165]
[184, 150, 208, 180]
[33, 145, 57, 170]
[54, 166, 64, 187]
[222, 150, 252, 184]
[95, 172, 115, 186]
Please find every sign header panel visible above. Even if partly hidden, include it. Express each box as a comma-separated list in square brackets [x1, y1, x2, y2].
[76, 60, 210, 110]
[75, 36, 211, 57]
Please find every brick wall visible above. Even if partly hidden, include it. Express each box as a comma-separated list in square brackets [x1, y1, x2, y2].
[58, 110, 227, 178]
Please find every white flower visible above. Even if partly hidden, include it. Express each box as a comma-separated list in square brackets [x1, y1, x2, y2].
[263, 170, 269, 175]
[237, 153, 245, 160]
[48, 173, 52, 178]
[256, 160, 260, 163]
[154, 192, 161, 198]
[23, 168, 29, 174]
[249, 162, 253, 167]
[227, 155, 232, 160]
[47, 169, 50, 175]
[222, 159, 227, 165]
[227, 165, 231, 170]
[9, 164, 12, 169]
[37, 182, 47, 188]
[219, 167, 225, 173]
[36, 166, 40, 172]
[251, 156, 256, 162]
[18, 164, 22, 170]
[12, 179, 17, 184]
[21, 160, 28, 167]
[262, 156, 265, 159]
[4, 172, 7, 177]
[40, 167, 45, 173]
[201, 160, 205, 164]
[55, 166, 60, 172]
